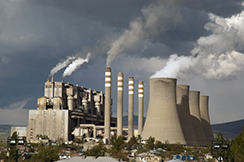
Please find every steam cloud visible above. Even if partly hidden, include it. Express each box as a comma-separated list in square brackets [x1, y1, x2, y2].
[48, 53, 91, 78]
[48, 56, 76, 78]
[106, 0, 244, 80]
[63, 53, 91, 78]
[106, 1, 181, 67]
[152, 10, 244, 79]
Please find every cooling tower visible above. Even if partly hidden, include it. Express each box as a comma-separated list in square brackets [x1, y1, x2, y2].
[189, 91, 207, 146]
[142, 78, 186, 144]
[104, 67, 111, 142]
[117, 73, 124, 136]
[176, 85, 198, 146]
[138, 81, 144, 135]
[200, 95, 214, 143]
[128, 77, 134, 140]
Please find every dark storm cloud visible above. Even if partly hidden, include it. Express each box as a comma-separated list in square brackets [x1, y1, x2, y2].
[0, 0, 244, 124]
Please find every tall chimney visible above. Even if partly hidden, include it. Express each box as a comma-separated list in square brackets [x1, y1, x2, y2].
[142, 78, 186, 144]
[176, 85, 198, 145]
[104, 67, 111, 142]
[138, 81, 144, 135]
[128, 77, 134, 140]
[200, 95, 214, 143]
[189, 91, 207, 146]
[117, 72, 123, 137]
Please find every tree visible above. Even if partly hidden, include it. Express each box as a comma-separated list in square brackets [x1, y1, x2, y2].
[229, 124, 244, 162]
[126, 136, 138, 150]
[11, 131, 18, 140]
[111, 136, 125, 151]
[145, 136, 155, 150]
[212, 132, 230, 162]
[30, 142, 59, 162]
[108, 136, 128, 161]
[155, 140, 164, 149]
[83, 142, 106, 156]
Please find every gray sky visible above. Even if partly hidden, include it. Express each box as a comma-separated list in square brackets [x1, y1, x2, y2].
[1, 0, 244, 125]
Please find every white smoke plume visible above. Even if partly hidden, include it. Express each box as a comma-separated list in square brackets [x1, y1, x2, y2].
[106, 1, 181, 67]
[48, 56, 76, 77]
[151, 10, 244, 79]
[63, 53, 91, 78]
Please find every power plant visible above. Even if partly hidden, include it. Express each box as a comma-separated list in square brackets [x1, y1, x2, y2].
[15, 67, 214, 146]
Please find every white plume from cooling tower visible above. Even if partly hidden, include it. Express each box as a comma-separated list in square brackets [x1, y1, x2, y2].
[151, 11, 244, 79]
[105, 0, 244, 80]
[63, 53, 91, 78]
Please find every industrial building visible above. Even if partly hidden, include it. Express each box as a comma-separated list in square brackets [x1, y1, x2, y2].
[26, 77, 116, 142]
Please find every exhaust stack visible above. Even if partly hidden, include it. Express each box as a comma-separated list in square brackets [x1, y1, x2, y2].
[142, 78, 186, 144]
[117, 73, 124, 136]
[128, 77, 134, 140]
[104, 67, 111, 142]
[138, 81, 144, 135]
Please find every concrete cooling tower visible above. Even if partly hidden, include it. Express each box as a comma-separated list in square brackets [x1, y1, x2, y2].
[189, 91, 207, 146]
[142, 78, 186, 144]
[200, 95, 214, 143]
[176, 85, 198, 146]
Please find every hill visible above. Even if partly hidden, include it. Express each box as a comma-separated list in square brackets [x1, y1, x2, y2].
[211, 119, 244, 139]
[0, 124, 11, 134]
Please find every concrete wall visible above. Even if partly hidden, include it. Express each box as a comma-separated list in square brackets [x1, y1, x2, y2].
[27, 110, 70, 142]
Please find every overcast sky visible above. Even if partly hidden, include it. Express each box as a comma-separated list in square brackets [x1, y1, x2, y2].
[1, 0, 244, 126]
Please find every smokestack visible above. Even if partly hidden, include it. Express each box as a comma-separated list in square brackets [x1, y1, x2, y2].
[142, 78, 186, 144]
[189, 91, 207, 146]
[200, 95, 214, 143]
[128, 77, 134, 140]
[138, 81, 144, 135]
[176, 85, 197, 145]
[117, 72, 124, 137]
[104, 67, 111, 142]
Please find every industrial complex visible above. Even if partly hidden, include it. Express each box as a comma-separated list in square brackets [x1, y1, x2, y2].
[11, 67, 214, 146]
